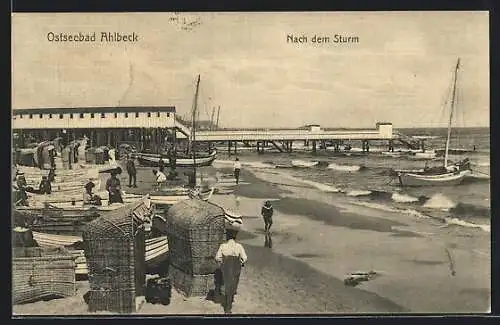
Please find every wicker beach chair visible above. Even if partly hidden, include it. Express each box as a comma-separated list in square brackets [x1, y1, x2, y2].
[12, 246, 76, 305]
[82, 197, 153, 313]
[166, 199, 226, 297]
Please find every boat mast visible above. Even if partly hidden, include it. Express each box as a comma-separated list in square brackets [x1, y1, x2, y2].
[444, 58, 460, 168]
[210, 107, 215, 131]
[216, 105, 221, 130]
[190, 74, 201, 187]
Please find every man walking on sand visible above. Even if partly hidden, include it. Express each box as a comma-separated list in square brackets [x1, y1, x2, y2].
[233, 157, 241, 184]
[126, 155, 137, 188]
[215, 223, 247, 315]
[261, 201, 274, 233]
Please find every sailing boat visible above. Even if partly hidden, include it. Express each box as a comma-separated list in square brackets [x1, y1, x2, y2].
[136, 78, 217, 167]
[148, 75, 215, 204]
[398, 58, 472, 187]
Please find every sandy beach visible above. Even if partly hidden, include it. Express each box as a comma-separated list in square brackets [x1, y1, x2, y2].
[12, 158, 491, 315]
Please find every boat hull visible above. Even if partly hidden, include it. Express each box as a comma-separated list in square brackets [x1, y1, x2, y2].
[137, 151, 217, 167]
[398, 170, 471, 187]
[31, 232, 169, 276]
[435, 148, 475, 157]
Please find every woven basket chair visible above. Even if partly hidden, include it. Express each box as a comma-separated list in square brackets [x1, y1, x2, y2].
[166, 198, 225, 297]
[82, 197, 153, 313]
[12, 246, 76, 305]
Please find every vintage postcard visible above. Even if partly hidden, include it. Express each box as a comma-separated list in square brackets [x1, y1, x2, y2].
[11, 12, 490, 316]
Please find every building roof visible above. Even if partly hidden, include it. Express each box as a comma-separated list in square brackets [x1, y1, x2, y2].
[12, 106, 176, 115]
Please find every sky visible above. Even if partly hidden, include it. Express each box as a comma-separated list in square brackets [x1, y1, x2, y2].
[12, 12, 489, 129]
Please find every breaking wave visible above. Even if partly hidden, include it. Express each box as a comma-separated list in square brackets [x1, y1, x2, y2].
[444, 217, 490, 232]
[327, 163, 362, 172]
[391, 192, 420, 203]
[344, 189, 372, 197]
[213, 160, 275, 169]
[240, 162, 490, 231]
[291, 160, 319, 168]
[422, 193, 456, 210]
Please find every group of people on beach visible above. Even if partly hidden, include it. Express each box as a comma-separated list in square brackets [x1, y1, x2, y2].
[13, 168, 55, 206]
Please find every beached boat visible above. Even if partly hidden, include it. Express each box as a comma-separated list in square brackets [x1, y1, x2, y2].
[150, 187, 214, 205]
[398, 58, 472, 187]
[30, 231, 169, 276]
[26, 189, 135, 204]
[14, 196, 152, 235]
[291, 160, 319, 168]
[137, 150, 217, 167]
[17, 165, 96, 177]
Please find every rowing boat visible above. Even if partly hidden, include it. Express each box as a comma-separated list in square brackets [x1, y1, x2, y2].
[31, 232, 169, 276]
[137, 150, 217, 168]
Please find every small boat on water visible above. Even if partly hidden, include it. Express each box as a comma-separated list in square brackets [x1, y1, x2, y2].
[137, 150, 217, 168]
[398, 58, 472, 187]
[435, 147, 477, 157]
[398, 168, 471, 186]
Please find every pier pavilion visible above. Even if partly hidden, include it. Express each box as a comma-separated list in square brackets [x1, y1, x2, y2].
[12, 106, 182, 151]
[182, 122, 423, 154]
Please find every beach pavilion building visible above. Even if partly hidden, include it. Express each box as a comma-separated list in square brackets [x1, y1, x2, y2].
[11, 106, 187, 151]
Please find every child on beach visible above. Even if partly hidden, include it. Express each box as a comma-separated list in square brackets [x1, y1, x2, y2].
[261, 201, 274, 233]
[153, 169, 167, 190]
[233, 157, 241, 184]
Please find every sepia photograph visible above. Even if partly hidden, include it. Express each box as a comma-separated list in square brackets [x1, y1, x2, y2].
[11, 11, 490, 315]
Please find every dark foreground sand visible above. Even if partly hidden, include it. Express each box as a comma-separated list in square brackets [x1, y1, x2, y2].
[12, 160, 490, 315]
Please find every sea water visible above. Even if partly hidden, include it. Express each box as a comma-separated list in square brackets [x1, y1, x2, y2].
[213, 127, 490, 230]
